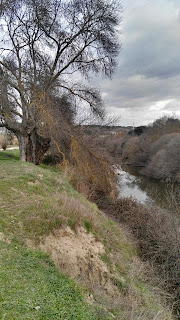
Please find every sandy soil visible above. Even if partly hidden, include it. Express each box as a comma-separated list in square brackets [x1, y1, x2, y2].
[39, 226, 120, 298]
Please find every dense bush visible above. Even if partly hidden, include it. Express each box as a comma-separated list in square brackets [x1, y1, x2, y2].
[0, 136, 8, 150]
[148, 116, 180, 138]
[121, 136, 149, 166]
[43, 128, 117, 201]
[64, 133, 117, 201]
[113, 116, 180, 181]
[99, 196, 180, 317]
[101, 132, 125, 159]
[142, 133, 180, 181]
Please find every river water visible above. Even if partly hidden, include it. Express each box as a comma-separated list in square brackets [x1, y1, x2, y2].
[116, 165, 180, 209]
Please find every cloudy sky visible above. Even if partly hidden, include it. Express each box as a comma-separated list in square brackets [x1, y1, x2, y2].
[98, 0, 180, 126]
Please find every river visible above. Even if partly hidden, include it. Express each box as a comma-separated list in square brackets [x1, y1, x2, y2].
[116, 165, 180, 209]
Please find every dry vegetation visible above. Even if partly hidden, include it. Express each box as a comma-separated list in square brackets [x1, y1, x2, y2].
[141, 133, 180, 181]
[44, 129, 117, 201]
[43, 117, 180, 317]
[91, 116, 180, 317]
[0, 133, 18, 150]
[99, 195, 180, 318]
[0, 150, 175, 320]
[110, 116, 180, 182]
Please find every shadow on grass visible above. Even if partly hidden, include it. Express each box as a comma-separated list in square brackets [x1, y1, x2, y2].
[0, 150, 19, 161]
[0, 150, 58, 173]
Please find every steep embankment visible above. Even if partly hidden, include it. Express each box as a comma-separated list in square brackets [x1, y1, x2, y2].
[0, 150, 174, 320]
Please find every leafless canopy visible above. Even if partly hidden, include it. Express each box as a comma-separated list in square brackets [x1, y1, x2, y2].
[0, 0, 122, 163]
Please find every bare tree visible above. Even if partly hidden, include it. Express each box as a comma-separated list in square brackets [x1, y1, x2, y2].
[0, 0, 121, 164]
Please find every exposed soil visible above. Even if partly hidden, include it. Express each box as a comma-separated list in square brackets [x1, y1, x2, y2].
[39, 226, 120, 298]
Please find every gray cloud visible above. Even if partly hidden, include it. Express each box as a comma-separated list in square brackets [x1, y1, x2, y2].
[120, 0, 180, 79]
[95, 0, 180, 126]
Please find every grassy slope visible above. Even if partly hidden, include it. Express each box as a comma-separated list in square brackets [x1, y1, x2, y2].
[0, 151, 174, 320]
[0, 242, 107, 320]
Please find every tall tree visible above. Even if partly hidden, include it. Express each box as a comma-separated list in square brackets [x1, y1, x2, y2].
[0, 0, 121, 164]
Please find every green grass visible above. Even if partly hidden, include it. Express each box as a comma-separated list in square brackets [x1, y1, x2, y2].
[0, 149, 19, 161]
[0, 241, 110, 320]
[0, 151, 112, 319]
[0, 151, 83, 242]
[0, 150, 174, 320]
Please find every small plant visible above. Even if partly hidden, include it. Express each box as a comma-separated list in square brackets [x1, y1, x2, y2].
[83, 219, 92, 233]
[113, 277, 128, 293]
[67, 217, 76, 229]
[1, 137, 8, 150]
[100, 254, 111, 266]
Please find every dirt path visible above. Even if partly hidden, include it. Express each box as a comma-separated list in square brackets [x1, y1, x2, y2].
[0, 146, 19, 151]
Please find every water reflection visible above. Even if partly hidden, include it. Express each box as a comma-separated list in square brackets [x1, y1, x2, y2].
[117, 165, 180, 208]
[117, 168, 151, 203]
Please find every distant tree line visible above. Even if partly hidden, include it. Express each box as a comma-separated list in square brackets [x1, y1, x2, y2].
[121, 116, 180, 182]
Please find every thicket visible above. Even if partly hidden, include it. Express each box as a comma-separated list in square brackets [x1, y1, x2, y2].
[0, 135, 8, 150]
[90, 118, 180, 317]
[100, 131, 126, 160]
[119, 116, 180, 181]
[0, 132, 18, 150]
[121, 136, 149, 166]
[99, 191, 180, 318]
[142, 133, 180, 181]
[43, 124, 117, 201]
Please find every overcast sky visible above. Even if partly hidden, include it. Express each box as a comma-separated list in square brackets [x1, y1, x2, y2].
[97, 0, 180, 126]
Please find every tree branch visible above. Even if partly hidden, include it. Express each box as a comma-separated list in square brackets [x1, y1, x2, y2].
[48, 39, 95, 87]
[0, 61, 18, 80]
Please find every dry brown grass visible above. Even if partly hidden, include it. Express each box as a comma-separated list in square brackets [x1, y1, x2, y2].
[0, 151, 175, 319]
[41, 194, 174, 320]
[57, 133, 118, 202]
[55, 193, 97, 231]
[99, 196, 180, 317]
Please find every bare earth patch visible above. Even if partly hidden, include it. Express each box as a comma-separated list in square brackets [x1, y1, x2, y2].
[39, 226, 119, 298]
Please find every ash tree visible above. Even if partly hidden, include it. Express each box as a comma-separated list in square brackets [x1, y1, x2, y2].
[0, 0, 121, 164]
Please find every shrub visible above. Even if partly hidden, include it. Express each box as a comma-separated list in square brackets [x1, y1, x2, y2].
[142, 133, 180, 181]
[64, 133, 117, 201]
[122, 136, 149, 166]
[1, 136, 8, 150]
[98, 196, 180, 316]
[43, 128, 117, 201]
[101, 132, 126, 160]
[147, 116, 180, 142]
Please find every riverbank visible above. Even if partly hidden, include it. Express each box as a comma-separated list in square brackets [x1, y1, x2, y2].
[98, 192, 180, 318]
[0, 150, 174, 320]
[117, 164, 180, 209]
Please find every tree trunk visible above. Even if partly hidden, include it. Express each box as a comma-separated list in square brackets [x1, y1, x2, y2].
[17, 130, 51, 165]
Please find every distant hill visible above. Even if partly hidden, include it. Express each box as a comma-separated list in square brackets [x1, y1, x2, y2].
[82, 125, 133, 135]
